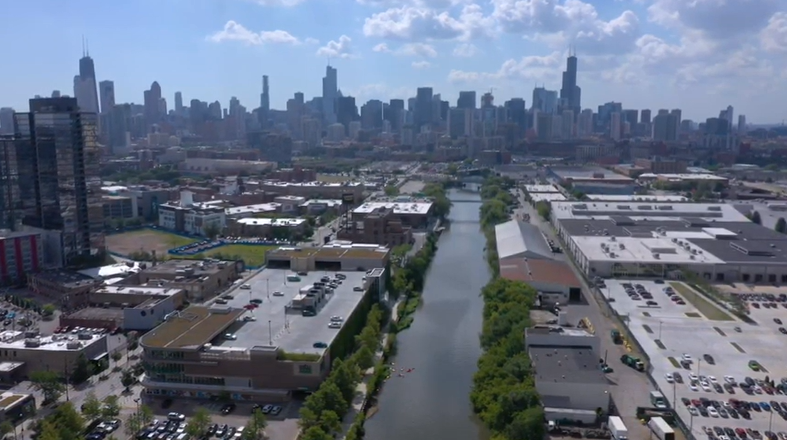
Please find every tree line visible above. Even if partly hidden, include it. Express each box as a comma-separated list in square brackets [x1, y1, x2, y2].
[471, 176, 545, 440]
[298, 305, 384, 440]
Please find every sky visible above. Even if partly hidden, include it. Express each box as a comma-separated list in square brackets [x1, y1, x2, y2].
[2, 0, 787, 123]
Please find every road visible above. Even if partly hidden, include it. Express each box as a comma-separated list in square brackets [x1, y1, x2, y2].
[516, 190, 655, 437]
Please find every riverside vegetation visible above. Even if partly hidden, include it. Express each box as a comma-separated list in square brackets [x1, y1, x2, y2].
[306, 182, 450, 440]
[471, 177, 545, 440]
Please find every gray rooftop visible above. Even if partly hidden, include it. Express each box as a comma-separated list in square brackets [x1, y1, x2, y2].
[210, 269, 368, 355]
[495, 220, 554, 261]
[530, 346, 607, 384]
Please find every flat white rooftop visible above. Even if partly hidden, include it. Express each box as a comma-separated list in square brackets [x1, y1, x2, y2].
[259, 180, 363, 188]
[0, 330, 105, 351]
[353, 201, 433, 215]
[96, 285, 182, 297]
[584, 194, 688, 202]
[234, 218, 306, 227]
[300, 199, 342, 208]
[572, 236, 726, 264]
[640, 173, 728, 181]
[531, 193, 567, 202]
[524, 184, 559, 193]
[551, 201, 750, 222]
[225, 203, 280, 217]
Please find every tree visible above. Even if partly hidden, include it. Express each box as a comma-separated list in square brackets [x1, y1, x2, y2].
[0, 421, 13, 438]
[301, 426, 333, 440]
[37, 420, 61, 440]
[102, 395, 121, 419]
[319, 410, 342, 435]
[41, 303, 57, 317]
[751, 210, 762, 225]
[298, 406, 320, 431]
[536, 201, 551, 220]
[330, 359, 360, 403]
[81, 391, 102, 421]
[241, 408, 267, 439]
[384, 186, 399, 196]
[353, 345, 375, 370]
[204, 223, 221, 240]
[29, 370, 65, 403]
[185, 407, 212, 437]
[777, 218, 786, 234]
[51, 402, 86, 439]
[70, 353, 92, 384]
[121, 369, 136, 390]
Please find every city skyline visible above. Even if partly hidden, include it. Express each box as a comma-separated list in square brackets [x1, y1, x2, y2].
[2, 0, 786, 122]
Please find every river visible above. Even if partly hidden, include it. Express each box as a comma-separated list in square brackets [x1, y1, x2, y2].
[364, 188, 491, 440]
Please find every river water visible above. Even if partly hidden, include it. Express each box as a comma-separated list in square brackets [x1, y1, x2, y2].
[364, 189, 491, 440]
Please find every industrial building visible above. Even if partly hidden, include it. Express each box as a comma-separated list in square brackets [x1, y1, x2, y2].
[546, 166, 636, 195]
[0, 329, 108, 382]
[551, 200, 787, 282]
[495, 220, 581, 304]
[123, 259, 243, 302]
[526, 325, 609, 423]
[265, 243, 390, 273]
[351, 198, 434, 230]
[139, 267, 385, 401]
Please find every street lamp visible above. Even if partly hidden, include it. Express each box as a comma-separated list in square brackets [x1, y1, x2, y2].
[659, 320, 663, 340]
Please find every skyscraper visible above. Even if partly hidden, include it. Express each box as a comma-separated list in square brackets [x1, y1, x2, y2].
[174, 92, 184, 115]
[75, 41, 100, 114]
[322, 66, 338, 125]
[259, 76, 270, 128]
[457, 91, 477, 109]
[144, 81, 162, 129]
[11, 97, 104, 263]
[415, 87, 433, 128]
[98, 81, 115, 114]
[560, 51, 581, 117]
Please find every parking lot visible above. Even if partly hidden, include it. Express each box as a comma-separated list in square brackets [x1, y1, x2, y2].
[603, 279, 787, 439]
[144, 397, 300, 440]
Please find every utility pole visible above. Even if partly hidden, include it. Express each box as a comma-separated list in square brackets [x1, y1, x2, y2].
[268, 320, 272, 345]
[63, 358, 70, 402]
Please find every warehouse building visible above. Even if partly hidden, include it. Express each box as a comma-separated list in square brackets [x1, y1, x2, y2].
[552, 201, 787, 282]
[266, 243, 390, 272]
[526, 326, 609, 423]
[495, 220, 581, 304]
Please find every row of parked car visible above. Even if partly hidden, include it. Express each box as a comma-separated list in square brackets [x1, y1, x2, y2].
[701, 424, 787, 440]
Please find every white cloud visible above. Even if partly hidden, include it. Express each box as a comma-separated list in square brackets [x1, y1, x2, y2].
[448, 51, 563, 83]
[412, 61, 432, 69]
[207, 21, 302, 45]
[316, 35, 356, 59]
[491, 0, 640, 55]
[648, 0, 779, 40]
[373, 43, 391, 53]
[398, 43, 438, 58]
[357, 0, 469, 6]
[362, 4, 494, 41]
[452, 43, 477, 57]
[761, 12, 787, 53]
[304, 37, 320, 45]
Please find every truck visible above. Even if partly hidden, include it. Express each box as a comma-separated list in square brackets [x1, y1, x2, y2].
[620, 354, 645, 371]
[647, 416, 675, 440]
[611, 329, 623, 344]
[608, 416, 628, 440]
[649, 391, 667, 409]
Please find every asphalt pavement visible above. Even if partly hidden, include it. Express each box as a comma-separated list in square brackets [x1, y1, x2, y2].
[516, 191, 656, 438]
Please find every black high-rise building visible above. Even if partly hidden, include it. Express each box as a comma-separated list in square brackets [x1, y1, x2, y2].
[560, 52, 581, 117]
[457, 91, 476, 109]
[415, 87, 433, 128]
[10, 97, 104, 263]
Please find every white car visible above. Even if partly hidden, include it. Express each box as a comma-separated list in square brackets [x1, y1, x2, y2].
[664, 373, 674, 383]
[328, 322, 341, 329]
[330, 316, 344, 322]
[724, 375, 736, 384]
[240, 284, 251, 290]
[689, 373, 699, 382]
[701, 382, 711, 392]
[708, 407, 719, 418]
[682, 353, 693, 362]
[688, 406, 698, 416]
[273, 291, 284, 297]
[708, 375, 718, 383]
[689, 383, 699, 392]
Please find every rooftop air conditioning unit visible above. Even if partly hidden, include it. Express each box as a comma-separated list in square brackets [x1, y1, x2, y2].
[619, 244, 625, 250]
[690, 255, 696, 260]
[653, 253, 660, 259]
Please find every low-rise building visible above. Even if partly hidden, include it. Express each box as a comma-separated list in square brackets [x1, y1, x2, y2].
[351, 198, 433, 230]
[526, 326, 609, 422]
[140, 269, 379, 401]
[299, 199, 343, 216]
[159, 191, 226, 237]
[255, 181, 364, 201]
[28, 270, 101, 308]
[122, 260, 243, 302]
[227, 218, 308, 239]
[338, 207, 412, 247]
[0, 329, 108, 381]
[0, 392, 35, 421]
[266, 243, 390, 272]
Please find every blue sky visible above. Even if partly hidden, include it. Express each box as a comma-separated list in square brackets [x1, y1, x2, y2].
[2, 0, 786, 122]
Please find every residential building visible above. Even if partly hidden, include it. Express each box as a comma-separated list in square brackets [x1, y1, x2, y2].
[158, 191, 225, 236]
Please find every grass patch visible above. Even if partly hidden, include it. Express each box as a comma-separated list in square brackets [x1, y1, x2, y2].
[685, 312, 702, 318]
[185, 244, 277, 267]
[671, 282, 734, 321]
[714, 327, 727, 336]
[655, 340, 666, 350]
[643, 324, 653, 334]
[731, 342, 746, 353]
[667, 357, 681, 368]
